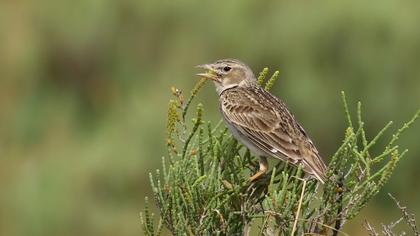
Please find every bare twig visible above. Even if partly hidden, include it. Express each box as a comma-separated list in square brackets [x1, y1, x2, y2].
[291, 179, 307, 236]
[381, 223, 396, 236]
[364, 220, 379, 236]
[388, 193, 419, 236]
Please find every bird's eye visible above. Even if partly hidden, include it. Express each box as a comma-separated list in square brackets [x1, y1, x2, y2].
[223, 66, 231, 72]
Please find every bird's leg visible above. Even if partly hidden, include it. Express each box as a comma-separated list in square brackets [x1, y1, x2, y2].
[249, 156, 268, 182]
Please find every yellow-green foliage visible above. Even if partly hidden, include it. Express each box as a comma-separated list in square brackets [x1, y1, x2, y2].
[142, 73, 419, 235]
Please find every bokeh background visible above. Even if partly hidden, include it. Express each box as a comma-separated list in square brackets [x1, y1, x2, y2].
[1, 0, 419, 235]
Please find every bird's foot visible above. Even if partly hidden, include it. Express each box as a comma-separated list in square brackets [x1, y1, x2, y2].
[249, 156, 268, 182]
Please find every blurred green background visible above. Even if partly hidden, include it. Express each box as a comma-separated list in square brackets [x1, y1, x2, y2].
[0, 0, 419, 235]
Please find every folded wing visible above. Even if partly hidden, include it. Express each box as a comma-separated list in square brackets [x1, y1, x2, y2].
[220, 86, 327, 183]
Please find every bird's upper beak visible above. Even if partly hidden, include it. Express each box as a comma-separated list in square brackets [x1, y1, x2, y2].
[196, 64, 220, 82]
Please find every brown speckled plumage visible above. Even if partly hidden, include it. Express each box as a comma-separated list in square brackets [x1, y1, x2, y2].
[220, 85, 327, 183]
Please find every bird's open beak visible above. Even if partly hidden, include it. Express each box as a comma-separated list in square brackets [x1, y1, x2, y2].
[196, 64, 220, 82]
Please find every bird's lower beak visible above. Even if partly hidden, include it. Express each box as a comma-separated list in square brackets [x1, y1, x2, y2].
[196, 64, 220, 82]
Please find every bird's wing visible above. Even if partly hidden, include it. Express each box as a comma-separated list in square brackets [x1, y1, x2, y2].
[220, 86, 327, 183]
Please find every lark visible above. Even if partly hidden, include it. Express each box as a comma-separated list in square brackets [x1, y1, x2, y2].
[196, 59, 327, 183]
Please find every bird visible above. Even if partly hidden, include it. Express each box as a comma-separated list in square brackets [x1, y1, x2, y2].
[196, 58, 327, 183]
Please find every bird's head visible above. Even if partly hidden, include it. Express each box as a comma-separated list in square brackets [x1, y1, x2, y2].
[196, 59, 256, 94]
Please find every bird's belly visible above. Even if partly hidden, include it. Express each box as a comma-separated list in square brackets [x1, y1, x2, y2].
[223, 119, 268, 157]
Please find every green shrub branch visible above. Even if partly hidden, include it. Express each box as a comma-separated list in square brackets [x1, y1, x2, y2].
[141, 69, 419, 235]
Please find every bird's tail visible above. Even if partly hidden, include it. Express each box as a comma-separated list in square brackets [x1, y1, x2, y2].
[303, 153, 328, 184]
